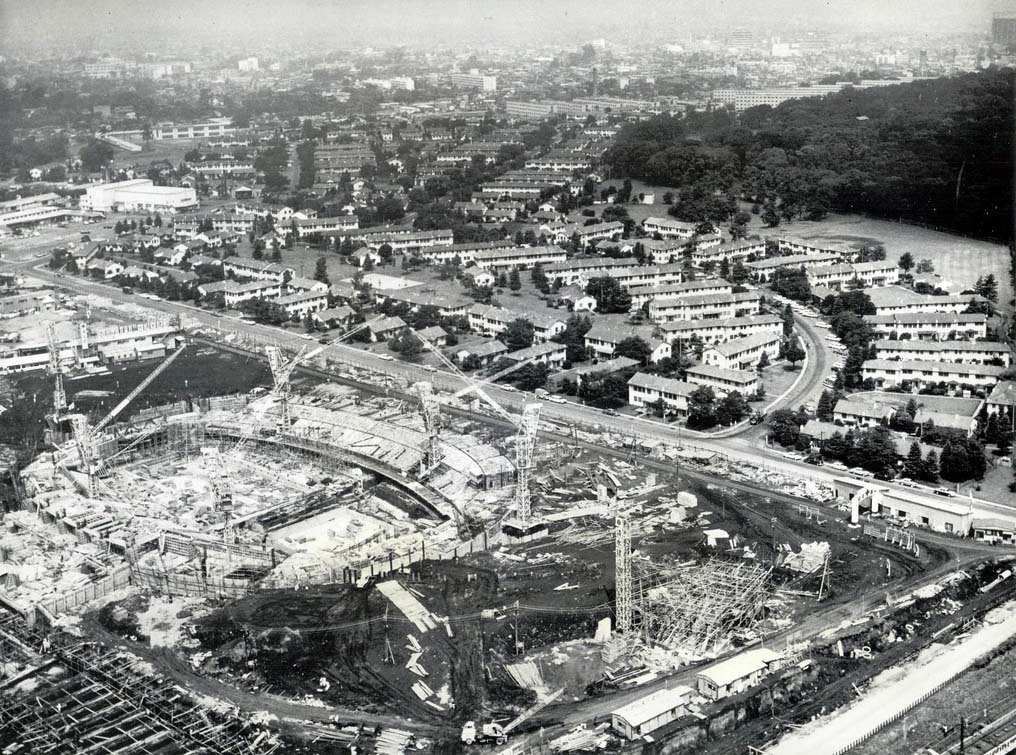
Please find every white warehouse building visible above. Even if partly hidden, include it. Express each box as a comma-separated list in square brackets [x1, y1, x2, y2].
[80, 179, 198, 214]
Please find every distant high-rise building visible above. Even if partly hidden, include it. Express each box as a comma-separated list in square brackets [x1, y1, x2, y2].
[238, 57, 259, 72]
[918, 49, 928, 76]
[730, 29, 752, 49]
[993, 14, 1016, 45]
[449, 71, 497, 92]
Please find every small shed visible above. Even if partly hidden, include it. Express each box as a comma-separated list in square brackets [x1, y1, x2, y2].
[611, 685, 694, 740]
[696, 647, 782, 701]
[972, 518, 1016, 545]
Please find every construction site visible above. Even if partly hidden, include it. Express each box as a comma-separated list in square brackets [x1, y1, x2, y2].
[2, 317, 1016, 755]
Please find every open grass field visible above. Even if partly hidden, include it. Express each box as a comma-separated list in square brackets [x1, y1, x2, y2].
[747, 212, 1013, 312]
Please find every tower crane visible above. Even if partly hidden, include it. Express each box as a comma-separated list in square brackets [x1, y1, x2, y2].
[46, 323, 67, 415]
[412, 381, 442, 476]
[408, 328, 545, 530]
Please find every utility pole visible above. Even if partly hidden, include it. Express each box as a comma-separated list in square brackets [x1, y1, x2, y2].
[960, 716, 966, 753]
[818, 553, 830, 601]
[513, 600, 520, 656]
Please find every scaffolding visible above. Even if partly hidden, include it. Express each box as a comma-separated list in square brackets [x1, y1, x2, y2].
[640, 557, 772, 655]
[513, 403, 542, 524]
[615, 513, 633, 635]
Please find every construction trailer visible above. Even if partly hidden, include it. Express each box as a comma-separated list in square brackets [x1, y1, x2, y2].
[610, 685, 695, 740]
[695, 646, 783, 701]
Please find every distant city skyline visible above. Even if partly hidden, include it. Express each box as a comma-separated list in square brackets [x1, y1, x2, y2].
[0, 0, 1001, 53]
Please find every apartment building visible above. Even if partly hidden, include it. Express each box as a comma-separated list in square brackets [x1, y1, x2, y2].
[642, 216, 697, 240]
[467, 304, 566, 342]
[692, 239, 765, 266]
[191, 161, 255, 177]
[686, 364, 760, 397]
[504, 342, 567, 369]
[473, 245, 568, 272]
[581, 262, 687, 292]
[832, 398, 894, 427]
[873, 340, 1012, 367]
[648, 291, 762, 323]
[701, 332, 781, 371]
[627, 279, 732, 310]
[659, 314, 783, 347]
[223, 258, 294, 283]
[866, 286, 983, 316]
[711, 86, 842, 111]
[290, 215, 360, 238]
[862, 359, 1006, 390]
[627, 372, 697, 416]
[478, 183, 544, 199]
[410, 239, 516, 265]
[542, 221, 625, 246]
[544, 257, 638, 287]
[276, 291, 329, 319]
[775, 236, 854, 258]
[524, 154, 592, 172]
[864, 313, 989, 341]
[746, 253, 843, 282]
[449, 72, 497, 91]
[806, 260, 900, 290]
[584, 322, 671, 363]
[346, 228, 455, 253]
[202, 279, 282, 308]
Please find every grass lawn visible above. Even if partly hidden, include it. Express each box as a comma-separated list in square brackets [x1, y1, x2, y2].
[745, 211, 1013, 313]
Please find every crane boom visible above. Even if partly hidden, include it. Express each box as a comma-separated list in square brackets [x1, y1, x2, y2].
[93, 344, 186, 433]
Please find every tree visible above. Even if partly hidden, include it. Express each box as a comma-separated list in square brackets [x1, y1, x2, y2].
[784, 340, 805, 368]
[503, 319, 535, 351]
[252, 241, 264, 261]
[716, 391, 750, 426]
[79, 139, 115, 171]
[768, 409, 801, 447]
[615, 336, 652, 365]
[509, 269, 522, 294]
[938, 441, 966, 483]
[553, 314, 592, 363]
[313, 257, 330, 285]
[687, 386, 717, 430]
[904, 441, 924, 480]
[915, 259, 935, 274]
[729, 211, 751, 240]
[975, 274, 999, 302]
[585, 276, 632, 314]
[921, 450, 939, 482]
[898, 252, 915, 273]
[761, 200, 780, 228]
[378, 243, 394, 265]
[781, 304, 795, 337]
[514, 363, 551, 392]
[388, 328, 424, 361]
[757, 350, 770, 372]
[817, 389, 834, 421]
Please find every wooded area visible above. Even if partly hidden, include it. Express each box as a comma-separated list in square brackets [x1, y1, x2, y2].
[604, 68, 1014, 242]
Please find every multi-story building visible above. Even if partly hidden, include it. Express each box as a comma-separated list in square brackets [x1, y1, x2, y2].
[191, 161, 255, 177]
[80, 179, 198, 214]
[873, 340, 1012, 367]
[642, 216, 698, 240]
[659, 314, 784, 347]
[861, 359, 1006, 390]
[711, 85, 843, 112]
[805, 260, 900, 290]
[628, 280, 732, 311]
[746, 253, 843, 282]
[648, 291, 762, 323]
[473, 245, 568, 272]
[276, 290, 329, 319]
[864, 312, 989, 341]
[289, 215, 360, 238]
[701, 332, 781, 371]
[153, 119, 236, 140]
[449, 72, 497, 91]
[627, 373, 697, 416]
[690, 239, 765, 267]
[524, 153, 592, 172]
[866, 286, 983, 316]
[504, 342, 567, 369]
[222, 258, 294, 283]
[542, 221, 625, 246]
[543, 257, 638, 287]
[584, 322, 671, 363]
[686, 364, 760, 397]
[580, 263, 686, 292]
[467, 304, 566, 343]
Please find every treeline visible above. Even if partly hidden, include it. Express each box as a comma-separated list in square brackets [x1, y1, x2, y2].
[603, 68, 1014, 242]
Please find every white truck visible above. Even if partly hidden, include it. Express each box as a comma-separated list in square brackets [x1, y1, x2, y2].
[461, 721, 507, 746]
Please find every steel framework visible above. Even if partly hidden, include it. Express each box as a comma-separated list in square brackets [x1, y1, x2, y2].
[615, 513, 633, 634]
[513, 403, 542, 523]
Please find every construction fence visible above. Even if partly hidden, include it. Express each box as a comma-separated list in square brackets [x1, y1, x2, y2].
[38, 564, 132, 617]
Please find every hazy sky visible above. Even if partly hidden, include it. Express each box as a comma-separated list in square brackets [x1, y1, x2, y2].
[0, 0, 1000, 53]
